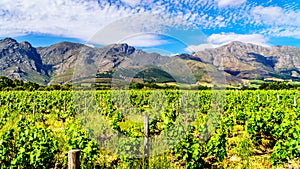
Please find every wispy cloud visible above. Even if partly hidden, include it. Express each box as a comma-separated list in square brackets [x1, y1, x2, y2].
[0, 0, 246, 40]
[0, 0, 195, 46]
[208, 32, 269, 46]
[251, 6, 285, 26]
[216, 0, 247, 8]
[87, 13, 189, 46]
[120, 34, 169, 47]
[275, 28, 300, 39]
[120, 0, 141, 7]
[0, 0, 128, 39]
[185, 44, 215, 53]
[185, 32, 269, 52]
[251, 5, 300, 38]
[0, 0, 299, 48]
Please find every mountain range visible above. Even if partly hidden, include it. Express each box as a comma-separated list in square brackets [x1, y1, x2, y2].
[1, 37, 300, 87]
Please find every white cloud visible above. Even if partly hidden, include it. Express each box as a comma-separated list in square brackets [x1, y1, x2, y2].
[185, 44, 216, 52]
[120, 0, 141, 6]
[273, 28, 300, 39]
[1, 0, 299, 47]
[120, 0, 154, 7]
[185, 32, 269, 52]
[87, 13, 189, 46]
[0, 0, 255, 44]
[251, 6, 284, 25]
[216, 0, 246, 8]
[0, 0, 190, 45]
[208, 32, 269, 46]
[250, 5, 300, 38]
[0, 0, 129, 39]
[255, 5, 300, 27]
[84, 44, 95, 48]
[120, 34, 169, 47]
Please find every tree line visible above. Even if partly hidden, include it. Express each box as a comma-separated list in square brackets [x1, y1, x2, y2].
[0, 76, 71, 91]
[1, 76, 299, 91]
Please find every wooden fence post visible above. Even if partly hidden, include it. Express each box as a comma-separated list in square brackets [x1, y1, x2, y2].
[68, 149, 80, 169]
[277, 94, 280, 103]
[257, 94, 260, 101]
[294, 96, 297, 107]
[144, 114, 149, 168]
[64, 100, 66, 112]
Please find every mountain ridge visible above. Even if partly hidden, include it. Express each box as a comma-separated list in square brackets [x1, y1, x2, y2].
[1, 37, 300, 86]
[192, 41, 300, 80]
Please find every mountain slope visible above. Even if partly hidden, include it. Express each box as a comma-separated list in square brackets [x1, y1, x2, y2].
[192, 41, 300, 80]
[37, 42, 96, 84]
[0, 38, 48, 84]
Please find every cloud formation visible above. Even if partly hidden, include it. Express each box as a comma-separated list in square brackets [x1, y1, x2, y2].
[87, 13, 189, 46]
[0, 0, 195, 46]
[251, 5, 300, 38]
[120, 34, 169, 47]
[185, 44, 215, 53]
[0, 0, 299, 47]
[186, 32, 269, 52]
[216, 0, 246, 8]
[208, 33, 269, 46]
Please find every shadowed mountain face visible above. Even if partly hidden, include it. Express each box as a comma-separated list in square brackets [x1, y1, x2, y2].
[0, 38, 48, 83]
[1, 38, 300, 86]
[192, 41, 300, 80]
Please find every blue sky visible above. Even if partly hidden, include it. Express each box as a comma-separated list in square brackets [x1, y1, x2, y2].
[0, 0, 300, 55]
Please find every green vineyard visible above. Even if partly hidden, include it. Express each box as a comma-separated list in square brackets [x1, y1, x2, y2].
[0, 90, 299, 168]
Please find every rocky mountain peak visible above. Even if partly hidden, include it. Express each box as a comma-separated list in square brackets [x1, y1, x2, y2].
[0, 38, 47, 83]
[191, 40, 300, 80]
[220, 41, 257, 51]
[1, 37, 17, 44]
[0, 37, 19, 49]
[226, 41, 248, 46]
[0, 38, 37, 56]
[37, 41, 85, 64]
[19, 41, 33, 50]
[40, 41, 83, 52]
[107, 43, 135, 56]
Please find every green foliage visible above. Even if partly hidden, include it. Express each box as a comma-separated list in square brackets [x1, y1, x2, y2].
[63, 120, 100, 168]
[0, 76, 73, 91]
[0, 129, 14, 168]
[270, 111, 300, 165]
[0, 90, 299, 168]
[129, 82, 144, 89]
[259, 81, 295, 90]
[0, 117, 58, 168]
